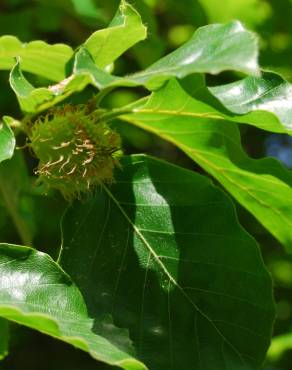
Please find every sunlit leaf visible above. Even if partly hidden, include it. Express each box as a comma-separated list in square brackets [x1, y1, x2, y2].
[9, 62, 54, 113]
[11, 19, 260, 114]
[0, 243, 147, 370]
[9, 50, 117, 113]
[209, 71, 292, 131]
[130, 20, 259, 89]
[0, 36, 73, 81]
[121, 79, 292, 251]
[0, 0, 146, 82]
[84, 0, 147, 69]
[0, 117, 15, 164]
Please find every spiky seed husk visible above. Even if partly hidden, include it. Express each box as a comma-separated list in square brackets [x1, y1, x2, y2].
[28, 105, 121, 199]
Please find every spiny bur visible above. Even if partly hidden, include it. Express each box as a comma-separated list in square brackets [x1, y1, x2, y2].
[27, 105, 121, 199]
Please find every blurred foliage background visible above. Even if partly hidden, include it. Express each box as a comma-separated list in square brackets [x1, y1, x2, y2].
[0, 0, 292, 369]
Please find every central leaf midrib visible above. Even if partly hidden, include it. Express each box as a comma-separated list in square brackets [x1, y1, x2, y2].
[102, 183, 248, 368]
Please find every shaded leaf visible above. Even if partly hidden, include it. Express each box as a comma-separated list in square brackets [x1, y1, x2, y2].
[0, 119, 32, 246]
[121, 79, 292, 251]
[60, 155, 274, 370]
[0, 152, 34, 246]
[0, 243, 147, 370]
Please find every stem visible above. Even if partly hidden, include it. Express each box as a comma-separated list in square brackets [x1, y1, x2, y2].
[95, 87, 115, 106]
[97, 107, 134, 122]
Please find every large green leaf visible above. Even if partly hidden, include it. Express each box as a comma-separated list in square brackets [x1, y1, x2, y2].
[183, 73, 292, 134]
[209, 71, 292, 131]
[120, 79, 292, 251]
[0, 36, 73, 81]
[0, 117, 15, 164]
[0, 318, 9, 360]
[130, 20, 259, 89]
[92, 20, 259, 90]
[11, 19, 260, 114]
[0, 243, 146, 370]
[84, 0, 147, 69]
[59, 155, 274, 370]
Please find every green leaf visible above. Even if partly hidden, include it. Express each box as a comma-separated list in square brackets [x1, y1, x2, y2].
[9, 61, 54, 113]
[0, 243, 147, 370]
[59, 155, 274, 370]
[9, 50, 118, 114]
[12, 18, 261, 114]
[209, 71, 292, 131]
[0, 35, 73, 81]
[130, 21, 260, 89]
[84, 0, 147, 69]
[75, 21, 260, 92]
[121, 79, 292, 251]
[0, 318, 9, 360]
[0, 117, 15, 164]
[183, 73, 290, 134]
[87, 20, 259, 90]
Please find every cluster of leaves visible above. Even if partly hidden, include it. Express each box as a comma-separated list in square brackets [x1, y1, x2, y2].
[1, 1, 292, 369]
